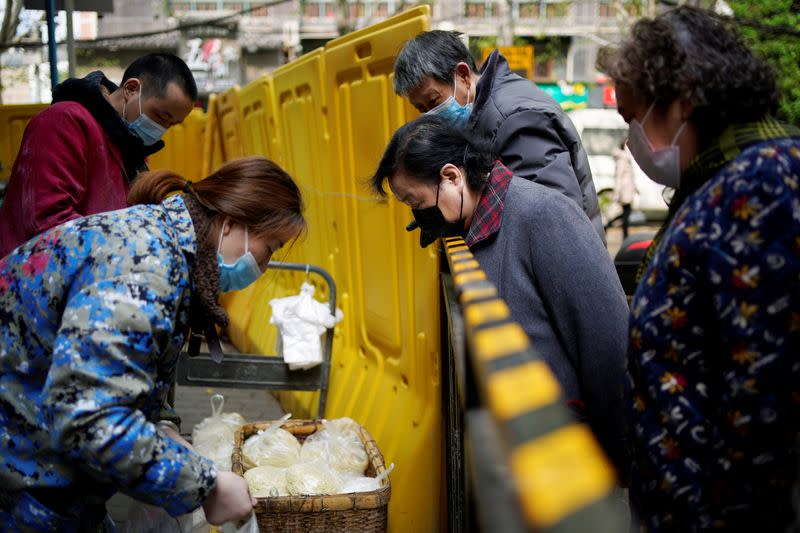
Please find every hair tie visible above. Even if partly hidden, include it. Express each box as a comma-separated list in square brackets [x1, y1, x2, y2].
[183, 180, 193, 193]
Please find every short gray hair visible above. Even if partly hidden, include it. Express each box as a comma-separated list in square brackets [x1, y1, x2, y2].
[393, 31, 477, 96]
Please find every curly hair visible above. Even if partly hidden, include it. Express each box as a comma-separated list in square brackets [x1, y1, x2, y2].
[597, 6, 779, 140]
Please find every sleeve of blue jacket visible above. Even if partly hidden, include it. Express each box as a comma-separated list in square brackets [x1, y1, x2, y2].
[42, 273, 217, 516]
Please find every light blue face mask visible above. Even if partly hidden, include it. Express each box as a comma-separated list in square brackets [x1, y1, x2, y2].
[426, 75, 473, 128]
[124, 82, 167, 146]
[217, 224, 263, 293]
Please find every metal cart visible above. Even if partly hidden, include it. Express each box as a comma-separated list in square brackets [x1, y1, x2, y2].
[175, 261, 337, 417]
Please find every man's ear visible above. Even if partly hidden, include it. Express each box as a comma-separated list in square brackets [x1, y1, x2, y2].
[123, 78, 141, 99]
[455, 62, 472, 89]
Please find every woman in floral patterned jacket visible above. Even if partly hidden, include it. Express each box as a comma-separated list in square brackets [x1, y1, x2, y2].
[0, 156, 306, 531]
[598, 6, 800, 531]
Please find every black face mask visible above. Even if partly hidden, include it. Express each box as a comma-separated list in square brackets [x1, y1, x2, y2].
[409, 183, 464, 248]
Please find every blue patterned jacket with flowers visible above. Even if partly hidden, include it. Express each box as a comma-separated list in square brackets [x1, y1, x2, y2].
[627, 138, 800, 531]
[0, 195, 216, 532]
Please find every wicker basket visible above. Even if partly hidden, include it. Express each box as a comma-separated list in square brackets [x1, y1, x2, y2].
[231, 419, 391, 533]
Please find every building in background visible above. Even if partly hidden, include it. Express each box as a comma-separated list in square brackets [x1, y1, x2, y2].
[1, 0, 657, 106]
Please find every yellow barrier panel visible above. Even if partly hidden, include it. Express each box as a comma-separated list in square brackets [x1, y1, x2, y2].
[221, 49, 341, 386]
[217, 86, 244, 163]
[147, 108, 207, 181]
[239, 75, 283, 163]
[270, 49, 335, 283]
[219, 7, 442, 532]
[201, 94, 224, 175]
[320, 7, 440, 533]
[0, 104, 48, 181]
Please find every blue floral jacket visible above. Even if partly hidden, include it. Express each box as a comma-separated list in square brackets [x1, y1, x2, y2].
[627, 139, 800, 531]
[0, 195, 216, 532]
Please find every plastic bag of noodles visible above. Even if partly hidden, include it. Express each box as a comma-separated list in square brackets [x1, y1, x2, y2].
[299, 417, 368, 476]
[191, 394, 247, 471]
[243, 465, 289, 497]
[242, 413, 301, 469]
[285, 459, 343, 496]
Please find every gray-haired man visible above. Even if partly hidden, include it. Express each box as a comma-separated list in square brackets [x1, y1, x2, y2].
[394, 30, 604, 243]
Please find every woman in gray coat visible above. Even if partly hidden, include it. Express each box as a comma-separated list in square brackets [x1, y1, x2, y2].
[370, 114, 630, 472]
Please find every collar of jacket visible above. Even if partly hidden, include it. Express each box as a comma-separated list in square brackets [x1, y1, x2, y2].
[51, 71, 165, 181]
[464, 160, 513, 247]
[468, 49, 511, 128]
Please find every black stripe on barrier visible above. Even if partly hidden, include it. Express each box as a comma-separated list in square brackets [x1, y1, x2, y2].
[467, 316, 514, 333]
[503, 403, 575, 451]
[480, 348, 541, 375]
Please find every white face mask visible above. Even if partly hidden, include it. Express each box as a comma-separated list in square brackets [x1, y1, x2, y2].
[627, 102, 687, 189]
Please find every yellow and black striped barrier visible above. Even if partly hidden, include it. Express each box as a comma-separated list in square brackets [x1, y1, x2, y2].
[443, 236, 627, 532]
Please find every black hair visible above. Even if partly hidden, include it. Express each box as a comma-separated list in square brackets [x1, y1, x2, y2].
[393, 31, 477, 96]
[122, 53, 198, 101]
[370, 114, 494, 197]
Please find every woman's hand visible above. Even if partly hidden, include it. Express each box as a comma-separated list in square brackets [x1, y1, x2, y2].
[202, 470, 257, 525]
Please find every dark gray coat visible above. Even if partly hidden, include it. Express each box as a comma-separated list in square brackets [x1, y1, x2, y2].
[469, 50, 604, 243]
[471, 176, 629, 470]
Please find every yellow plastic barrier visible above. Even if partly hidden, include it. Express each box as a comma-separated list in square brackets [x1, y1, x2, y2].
[147, 108, 207, 181]
[201, 94, 224, 175]
[216, 86, 244, 163]
[215, 7, 442, 532]
[316, 10, 441, 532]
[0, 104, 48, 181]
[239, 75, 283, 163]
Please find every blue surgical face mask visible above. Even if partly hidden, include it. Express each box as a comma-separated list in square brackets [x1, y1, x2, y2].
[217, 224, 263, 292]
[124, 82, 167, 146]
[426, 75, 473, 128]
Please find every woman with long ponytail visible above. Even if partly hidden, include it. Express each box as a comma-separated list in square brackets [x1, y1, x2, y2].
[0, 156, 306, 530]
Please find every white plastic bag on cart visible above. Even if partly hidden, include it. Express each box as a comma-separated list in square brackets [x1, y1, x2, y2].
[192, 394, 247, 471]
[269, 281, 343, 370]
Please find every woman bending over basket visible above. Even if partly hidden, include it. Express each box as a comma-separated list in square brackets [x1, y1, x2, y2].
[0, 156, 306, 531]
[370, 114, 630, 475]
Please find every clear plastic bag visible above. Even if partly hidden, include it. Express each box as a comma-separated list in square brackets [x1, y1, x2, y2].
[300, 417, 368, 476]
[192, 394, 247, 471]
[340, 463, 395, 493]
[285, 459, 343, 496]
[243, 465, 288, 497]
[242, 413, 301, 469]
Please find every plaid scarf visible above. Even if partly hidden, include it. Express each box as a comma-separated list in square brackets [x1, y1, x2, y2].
[636, 116, 800, 282]
[465, 160, 513, 247]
